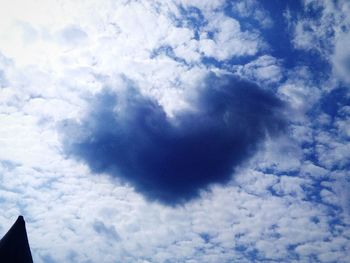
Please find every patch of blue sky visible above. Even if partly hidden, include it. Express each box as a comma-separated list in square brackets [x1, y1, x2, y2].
[175, 5, 207, 40]
[318, 87, 350, 120]
[263, 1, 331, 81]
[150, 45, 190, 66]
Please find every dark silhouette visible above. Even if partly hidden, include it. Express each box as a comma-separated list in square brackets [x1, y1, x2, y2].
[0, 216, 33, 263]
[62, 74, 287, 205]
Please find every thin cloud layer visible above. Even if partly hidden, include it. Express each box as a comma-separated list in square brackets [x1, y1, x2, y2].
[62, 74, 286, 205]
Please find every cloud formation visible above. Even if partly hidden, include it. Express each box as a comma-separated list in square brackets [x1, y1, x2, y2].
[1, 0, 350, 262]
[62, 74, 286, 205]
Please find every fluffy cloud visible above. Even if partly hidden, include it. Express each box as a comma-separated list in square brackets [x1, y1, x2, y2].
[234, 55, 283, 85]
[0, 0, 349, 262]
[291, 0, 350, 84]
[198, 13, 262, 60]
[231, 0, 273, 28]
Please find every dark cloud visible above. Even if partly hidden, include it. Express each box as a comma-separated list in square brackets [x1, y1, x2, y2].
[61, 74, 287, 205]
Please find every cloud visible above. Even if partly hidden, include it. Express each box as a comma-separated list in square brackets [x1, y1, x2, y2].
[57, 26, 88, 47]
[332, 32, 350, 84]
[1, 1, 350, 262]
[291, 0, 350, 84]
[231, 0, 273, 28]
[198, 14, 261, 60]
[0, 53, 13, 89]
[61, 73, 287, 205]
[93, 220, 121, 242]
[234, 55, 283, 85]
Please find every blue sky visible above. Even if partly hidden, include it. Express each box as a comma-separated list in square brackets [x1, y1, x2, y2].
[0, 0, 349, 262]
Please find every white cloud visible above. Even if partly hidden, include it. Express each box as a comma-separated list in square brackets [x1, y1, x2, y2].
[278, 66, 322, 115]
[198, 13, 261, 60]
[315, 127, 350, 170]
[0, 0, 349, 262]
[176, 0, 226, 13]
[234, 55, 283, 85]
[231, 0, 273, 28]
[300, 162, 329, 179]
[333, 32, 350, 85]
[292, 0, 350, 85]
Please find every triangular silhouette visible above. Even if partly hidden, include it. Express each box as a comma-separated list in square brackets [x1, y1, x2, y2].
[0, 216, 33, 263]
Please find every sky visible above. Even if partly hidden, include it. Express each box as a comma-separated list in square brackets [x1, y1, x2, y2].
[0, 0, 349, 262]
